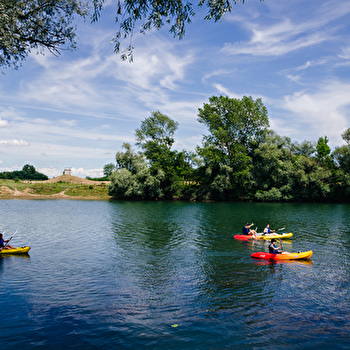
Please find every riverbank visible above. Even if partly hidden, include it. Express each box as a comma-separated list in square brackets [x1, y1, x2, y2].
[0, 175, 112, 200]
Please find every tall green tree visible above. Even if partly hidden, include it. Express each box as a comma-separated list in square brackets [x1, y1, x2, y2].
[103, 163, 115, 177]
[135, 111, 178, 151]
[195, 95, 269, 200]
[109, 143, 164, 199]
[250, 132, 332, 202]
[249, 132, 294, 201]
[197, 95, 269, 166]
[0, 0, 87, 68]
[316, 136, 333, 168]
[135, 111, 187, 197]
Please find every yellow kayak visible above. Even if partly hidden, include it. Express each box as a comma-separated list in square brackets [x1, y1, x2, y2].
[256, 232, 293, 240]
[0, 246, 30, 255]
[234, 232, 293, 240]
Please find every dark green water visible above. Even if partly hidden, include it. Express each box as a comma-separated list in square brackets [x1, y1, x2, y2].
[0, 200, 349, 349]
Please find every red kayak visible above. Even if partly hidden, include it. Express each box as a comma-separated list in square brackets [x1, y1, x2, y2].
[251, 250, 313, 260]
[233, 234, 253, 241]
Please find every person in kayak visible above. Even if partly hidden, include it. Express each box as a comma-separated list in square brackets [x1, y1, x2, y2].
[0, 233, 15, 250]
[268, 239, 282, 254]
[263, 224, 275, 235]
[242, 223, 257, 236]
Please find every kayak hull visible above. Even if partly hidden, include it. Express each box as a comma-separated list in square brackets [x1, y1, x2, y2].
[234, 232, 293, 241]
[233, 235, 254, 241]
[251, 250, 313, 260]
[0, 246, 30, 255]
[257, 232, 293, 240]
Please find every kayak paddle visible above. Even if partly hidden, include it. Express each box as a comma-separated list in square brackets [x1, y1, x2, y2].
[4, 229, 19, 247]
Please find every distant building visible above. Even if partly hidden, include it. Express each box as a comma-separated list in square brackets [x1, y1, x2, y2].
[63, 168, 71, 176]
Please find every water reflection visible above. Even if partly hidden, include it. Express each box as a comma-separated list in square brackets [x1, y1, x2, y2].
[0, 253, 30, 259]
[1, 200, 350, 349]
[252, 259, 313, 267]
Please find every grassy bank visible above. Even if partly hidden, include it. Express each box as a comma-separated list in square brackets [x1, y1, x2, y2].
[0, 179, 111, 200]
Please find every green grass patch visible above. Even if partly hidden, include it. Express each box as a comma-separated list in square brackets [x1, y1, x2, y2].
[65, 184, 110, 199]
[0, 180, 30, 191]
[29, 183, 72, 195]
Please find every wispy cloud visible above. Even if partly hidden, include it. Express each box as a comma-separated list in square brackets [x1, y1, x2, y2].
[271, 80, 350, 147]
[223, 18, 326, 57]
[222, 1, 350, 57]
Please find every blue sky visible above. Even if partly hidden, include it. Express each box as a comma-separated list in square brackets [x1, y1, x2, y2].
[1, 0, 350, 178]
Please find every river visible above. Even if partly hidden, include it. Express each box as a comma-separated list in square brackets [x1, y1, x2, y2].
[0, 200, 349, 349]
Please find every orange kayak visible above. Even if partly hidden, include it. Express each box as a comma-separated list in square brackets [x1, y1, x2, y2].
[251, 250, 313, 260]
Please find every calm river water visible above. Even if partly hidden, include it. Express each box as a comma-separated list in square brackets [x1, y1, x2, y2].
[0, 199, 349, 349]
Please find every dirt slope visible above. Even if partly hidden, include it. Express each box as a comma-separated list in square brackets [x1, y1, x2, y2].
[44, 175, 110, 185]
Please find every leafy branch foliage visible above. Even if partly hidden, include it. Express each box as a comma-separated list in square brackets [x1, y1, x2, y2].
[92, 0, 261, 60]
[2, 1, 262, 67]
[0, 0, 87, 69]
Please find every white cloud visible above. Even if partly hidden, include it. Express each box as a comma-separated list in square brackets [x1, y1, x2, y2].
[222, 1, 350, 57]
[58, 119, 78, 127]
[3, 32, 197, 132]
[39, 166, 61, 178]
[72, 167, 104, 178]
[0, 139, 30, 146]
[0, 107, 20, 124]
[222, 19, 326, 57]
[202, 69, 235, 84]
[285, 75, 302, 84]
[338, 46, 350, 60]
[0, 118, 9, 128]
[271, 80, 350, 147]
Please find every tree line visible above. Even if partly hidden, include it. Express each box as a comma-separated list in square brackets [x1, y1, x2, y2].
[0, 164, 48, 181]
[106, 95, 350, 202]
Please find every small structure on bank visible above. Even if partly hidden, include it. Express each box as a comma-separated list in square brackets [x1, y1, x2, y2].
[63, 168, 71, 176]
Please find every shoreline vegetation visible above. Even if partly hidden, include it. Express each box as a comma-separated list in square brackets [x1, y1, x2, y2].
[2, 97, 350, 203]
[106, 97, 350, 203]
[0, 175, 112, 200]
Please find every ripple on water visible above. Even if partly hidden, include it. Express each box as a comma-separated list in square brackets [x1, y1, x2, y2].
[1, 200, 350, 349]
